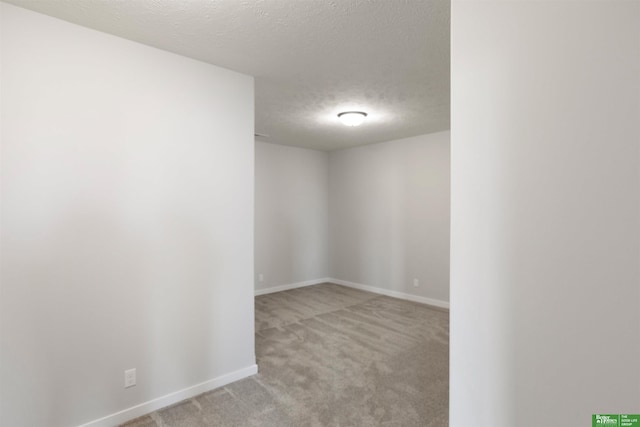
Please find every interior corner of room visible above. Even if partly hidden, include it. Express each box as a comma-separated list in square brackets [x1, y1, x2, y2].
[254, 132, 450, 309]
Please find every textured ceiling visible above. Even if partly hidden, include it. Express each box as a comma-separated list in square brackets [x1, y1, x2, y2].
[5, 0, 450, 151]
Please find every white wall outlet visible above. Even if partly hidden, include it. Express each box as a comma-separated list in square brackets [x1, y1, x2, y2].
[258, 274, 264, 282]
[413, 278, 420, 288]
[124, 368, 136, 388]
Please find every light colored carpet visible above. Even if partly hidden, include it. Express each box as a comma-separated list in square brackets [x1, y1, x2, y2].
[122, 283, 449, 426]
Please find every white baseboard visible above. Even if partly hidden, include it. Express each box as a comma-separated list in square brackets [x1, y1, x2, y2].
[77, 364, 258, 427]
[254, 277, 331, 296]
[329, 278, 450, 310]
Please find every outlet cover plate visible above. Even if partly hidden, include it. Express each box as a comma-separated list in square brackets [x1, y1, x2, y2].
[124, 368, 136, 388]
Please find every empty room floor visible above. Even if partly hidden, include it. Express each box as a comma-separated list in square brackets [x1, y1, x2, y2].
[123, 283, 449, 426]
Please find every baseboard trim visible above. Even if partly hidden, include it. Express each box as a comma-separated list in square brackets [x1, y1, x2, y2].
[329, 278, 450, 310]
[76, 364, 258, 427]
[255, 277, 332, 296]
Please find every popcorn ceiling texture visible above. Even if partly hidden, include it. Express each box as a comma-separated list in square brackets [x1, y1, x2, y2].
[6, 0, 450, 151]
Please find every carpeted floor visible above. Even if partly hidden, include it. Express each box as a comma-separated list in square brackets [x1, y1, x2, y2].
[122, 283, 449, 426]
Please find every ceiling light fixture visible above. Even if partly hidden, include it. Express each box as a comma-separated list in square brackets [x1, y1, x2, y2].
[338, 111, 367, 127]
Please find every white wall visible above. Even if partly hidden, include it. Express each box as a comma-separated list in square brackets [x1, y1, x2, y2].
[1, 4, 255, 427]
[329, 132, 450, 305]
[255, 141, 329, 292]
[451, 2, 640, 426]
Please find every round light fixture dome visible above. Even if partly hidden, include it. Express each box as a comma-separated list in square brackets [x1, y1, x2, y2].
[338, 111, 367, 127]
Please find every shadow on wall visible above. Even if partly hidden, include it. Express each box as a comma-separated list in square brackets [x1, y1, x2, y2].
[4, 204, 226, 424]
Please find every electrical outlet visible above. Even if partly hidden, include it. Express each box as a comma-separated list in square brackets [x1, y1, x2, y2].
[258, 274, 264, 282]
[413, 278, 419, 288]
[124, 368, 136, 388]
